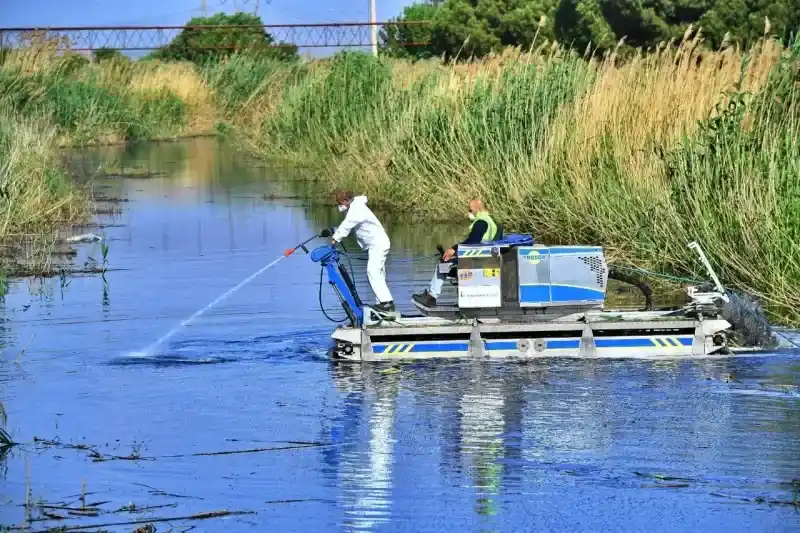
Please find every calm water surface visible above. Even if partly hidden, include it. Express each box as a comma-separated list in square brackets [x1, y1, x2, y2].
[0, 139, 798, 532]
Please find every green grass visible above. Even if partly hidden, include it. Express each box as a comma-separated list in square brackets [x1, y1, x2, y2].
[200, 52, 310, 118]
[0, 111, 88, 236]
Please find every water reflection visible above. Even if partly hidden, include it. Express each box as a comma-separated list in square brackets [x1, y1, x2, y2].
[326, 362, 538, 530]
[322, 367, 397, 532]
[460, 389, 505, 517]
[69, 138, 465, 256]
[325, 359, 800, 531]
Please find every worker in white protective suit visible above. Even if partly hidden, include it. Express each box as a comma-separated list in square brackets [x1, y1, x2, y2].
[330, 190, 395, 313]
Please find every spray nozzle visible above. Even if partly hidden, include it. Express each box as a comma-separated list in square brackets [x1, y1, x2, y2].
[285, 233, 326, 257]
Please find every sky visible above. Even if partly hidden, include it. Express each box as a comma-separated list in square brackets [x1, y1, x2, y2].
[0, 0, 414, 27]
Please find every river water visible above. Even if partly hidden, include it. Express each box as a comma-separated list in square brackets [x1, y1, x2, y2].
[1, 138, 798, 532]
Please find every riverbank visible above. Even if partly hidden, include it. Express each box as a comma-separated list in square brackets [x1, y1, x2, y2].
[0, 39, 215, 279]
[234, 35, 799, 325]
[0, 33, 797, 324]
[0, 111, 90, 282]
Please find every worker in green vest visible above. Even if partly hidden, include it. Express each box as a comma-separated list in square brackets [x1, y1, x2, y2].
[412, 199, 497, 308]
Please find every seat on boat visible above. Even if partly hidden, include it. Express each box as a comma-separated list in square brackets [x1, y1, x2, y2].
[441, 222, 509, 284]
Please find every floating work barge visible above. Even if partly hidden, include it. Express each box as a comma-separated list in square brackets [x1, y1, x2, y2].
[308, 233, 744, 362]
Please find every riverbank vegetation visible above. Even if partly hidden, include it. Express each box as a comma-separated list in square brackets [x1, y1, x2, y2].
[0, 9, 797, 324]
[0, 38, 215, 145]
[0, 111, 89, 279]
[0, 33, 216, 276]
[231, 33, 799, 324]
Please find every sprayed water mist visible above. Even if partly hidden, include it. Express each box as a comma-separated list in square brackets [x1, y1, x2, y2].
[129, 255, 287, 357]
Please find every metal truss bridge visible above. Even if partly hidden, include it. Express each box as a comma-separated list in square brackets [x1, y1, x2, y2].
[0, 21, 431, 53]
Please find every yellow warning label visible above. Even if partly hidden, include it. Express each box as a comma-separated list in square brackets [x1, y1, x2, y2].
[483, 268, 500, 278]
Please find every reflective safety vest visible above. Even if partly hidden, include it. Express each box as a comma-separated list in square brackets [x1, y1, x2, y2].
[470, 211, 497, 242]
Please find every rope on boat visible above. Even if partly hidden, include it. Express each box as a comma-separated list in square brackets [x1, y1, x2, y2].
[318, 267, 349, 323]
[610, 265, 703, 285]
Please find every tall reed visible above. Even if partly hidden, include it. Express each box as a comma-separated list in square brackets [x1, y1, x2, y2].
[0, 111, 89, 242]
[0, 32, 796, 324]
[229, 33, 798, 324]
[0, 37, 215, 146]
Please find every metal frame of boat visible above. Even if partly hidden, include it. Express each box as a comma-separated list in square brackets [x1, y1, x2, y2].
[308, 233, 742, 362]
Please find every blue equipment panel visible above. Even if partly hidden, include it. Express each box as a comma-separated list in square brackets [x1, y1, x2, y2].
[310, 244, 364, 326]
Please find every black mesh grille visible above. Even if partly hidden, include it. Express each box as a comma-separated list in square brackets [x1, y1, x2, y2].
[579, 255, 607, 288]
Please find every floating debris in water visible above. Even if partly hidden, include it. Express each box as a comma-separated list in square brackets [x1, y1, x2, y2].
[634, 471, 696, 483]
[2, 475, 254, 533]
[16, 508, 253, 533]
[0, 401, 12, 448]
[0, 428, 11, 448]
[32, 436, 327, 462]
[63, 233, 102, 244]
[710, 490, 800, 509]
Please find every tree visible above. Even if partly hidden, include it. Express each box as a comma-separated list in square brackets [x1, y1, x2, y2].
[700, 0, 800, 48]
[381, 2, 441, 59]
[149, 12, 298, 64]
[554, 0, 616, 52]
[385, 0, 558, 60]
[93, 47, 127, 62]
[385, 0, 800, 61]
[555, 0, 800, 53]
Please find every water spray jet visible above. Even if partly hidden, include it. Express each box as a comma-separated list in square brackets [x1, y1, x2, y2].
[129, 233, 325, 358]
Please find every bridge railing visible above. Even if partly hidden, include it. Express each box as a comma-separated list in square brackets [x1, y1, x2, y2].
[0, 22, 432, 53]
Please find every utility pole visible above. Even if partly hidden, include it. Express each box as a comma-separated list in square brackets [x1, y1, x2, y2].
[254, 0, 259, 16]
[369, 0, 377, 56]
[201, 0, 207, 17]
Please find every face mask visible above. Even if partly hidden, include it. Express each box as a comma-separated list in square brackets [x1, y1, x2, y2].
[338, 204, 348, 213]
[467, 212, 476, 220]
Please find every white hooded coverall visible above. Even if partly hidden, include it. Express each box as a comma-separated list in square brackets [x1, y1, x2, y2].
[332, 196, 393, 304]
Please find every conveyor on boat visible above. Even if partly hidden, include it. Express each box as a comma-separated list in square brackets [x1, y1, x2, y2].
[305, 232, 751, 362]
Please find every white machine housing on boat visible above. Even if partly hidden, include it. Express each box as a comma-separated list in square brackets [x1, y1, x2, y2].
[455, 242, 607, 311]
